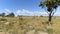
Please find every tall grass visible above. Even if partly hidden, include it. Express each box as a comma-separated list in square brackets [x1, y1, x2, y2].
[0, 16, 59, 34]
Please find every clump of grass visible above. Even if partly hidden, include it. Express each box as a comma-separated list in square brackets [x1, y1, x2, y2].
[0, 18, 7, 21]
[47, 28, 53, 34]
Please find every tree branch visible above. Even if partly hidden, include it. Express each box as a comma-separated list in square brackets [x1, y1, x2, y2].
[44, 7, 50, 15]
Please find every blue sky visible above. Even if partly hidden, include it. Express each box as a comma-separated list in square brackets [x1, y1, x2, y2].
[0, 0, 60, 16]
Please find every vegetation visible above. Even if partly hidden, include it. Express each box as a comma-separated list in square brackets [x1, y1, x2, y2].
[0, 16, 59, 34]
[0, 13, 5, 17]
[0, 0, 60, 34]
[39, 0, 60, 24]
[39, 0, 60, 34]
[6, 12, 15, 17]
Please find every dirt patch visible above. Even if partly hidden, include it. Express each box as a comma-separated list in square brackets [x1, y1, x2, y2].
[0, 32, 5, 34]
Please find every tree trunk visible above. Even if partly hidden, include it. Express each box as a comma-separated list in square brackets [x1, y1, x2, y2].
[48, 11, 52, 25]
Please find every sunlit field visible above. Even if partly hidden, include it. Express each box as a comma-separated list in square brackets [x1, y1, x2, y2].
[0, 16, 60, 34]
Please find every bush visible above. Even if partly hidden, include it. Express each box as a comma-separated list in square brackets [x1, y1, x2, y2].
[0, 18, 7, 21]
[0, 13, 5, 17]
[6, 12, 15, 17]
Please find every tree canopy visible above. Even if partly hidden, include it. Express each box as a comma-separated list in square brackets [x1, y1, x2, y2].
[39, 0, 60, 12]
[39, 0, 60, 24]
[6, 12, 15, 17]
[0, 13, 5, 17]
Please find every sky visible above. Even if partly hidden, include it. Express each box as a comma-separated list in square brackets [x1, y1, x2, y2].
[0, 0, 60, 16]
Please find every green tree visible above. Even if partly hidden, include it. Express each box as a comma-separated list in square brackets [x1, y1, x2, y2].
[39, 0, 60, 25]
[6, 12, 15, 17]
[0, 13, 5, 17]
[2, 13, 5, 17]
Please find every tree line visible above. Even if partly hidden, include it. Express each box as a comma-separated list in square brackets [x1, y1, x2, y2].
[0, 12, 15, 17]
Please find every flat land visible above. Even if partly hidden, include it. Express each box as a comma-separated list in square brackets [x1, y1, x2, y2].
[0, 16, 60, 34]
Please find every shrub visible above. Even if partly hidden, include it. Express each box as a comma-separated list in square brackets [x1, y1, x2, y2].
[6, 12, 15, 17]
[0, 18, 7, 21]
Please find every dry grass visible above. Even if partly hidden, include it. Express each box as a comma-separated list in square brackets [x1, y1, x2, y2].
[0, 16, 60, 34]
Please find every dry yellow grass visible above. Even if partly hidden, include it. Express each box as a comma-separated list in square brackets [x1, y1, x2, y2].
[0, 16, 60, 34]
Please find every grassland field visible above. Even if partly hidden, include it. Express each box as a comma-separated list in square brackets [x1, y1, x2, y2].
[0, 16, 60, 34]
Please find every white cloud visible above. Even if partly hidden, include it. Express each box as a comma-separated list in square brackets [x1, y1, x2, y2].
[16, 9, 34, 16]
[54, 11, 60, 16]
[4, 9, 12, 13]
[16, 9, 48, 16]
[4, 9, 13, 15]
[3, 9, 60, 16]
